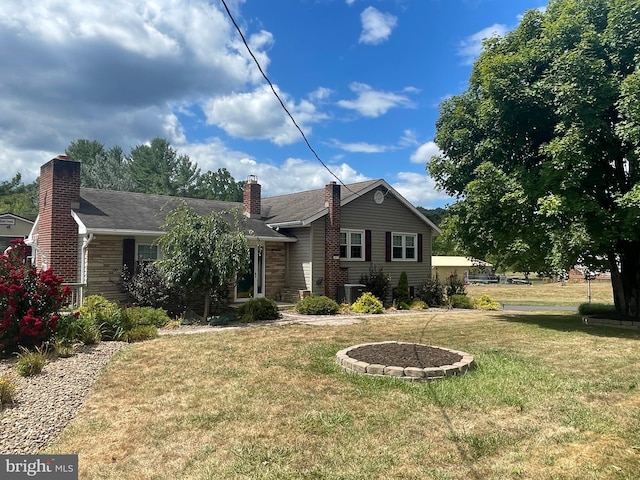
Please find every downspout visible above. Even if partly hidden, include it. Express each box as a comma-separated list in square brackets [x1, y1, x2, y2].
[79, 233, 94, 306]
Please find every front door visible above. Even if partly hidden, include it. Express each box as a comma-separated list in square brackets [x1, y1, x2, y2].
[235, 246, 264, 301]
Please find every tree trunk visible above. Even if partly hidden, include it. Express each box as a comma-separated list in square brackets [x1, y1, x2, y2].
[608, 241, 640, 318]
[203, 291, 211, 321]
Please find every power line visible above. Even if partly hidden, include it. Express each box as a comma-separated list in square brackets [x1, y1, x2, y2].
[219, 0, 356, 193]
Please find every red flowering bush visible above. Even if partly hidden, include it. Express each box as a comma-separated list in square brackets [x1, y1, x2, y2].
[0, 239, 71, 355]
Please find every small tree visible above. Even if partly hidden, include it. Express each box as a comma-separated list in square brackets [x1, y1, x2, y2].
[156, 204, 250, 320]
[393, 271, 411, 308]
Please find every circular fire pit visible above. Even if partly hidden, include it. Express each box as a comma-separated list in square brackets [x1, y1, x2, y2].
[336, 341, 475, 381]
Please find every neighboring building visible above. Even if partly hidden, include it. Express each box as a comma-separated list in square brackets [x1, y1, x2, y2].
[432, 256, 493, 283]
[27, 156, 440, 309]
[0, 213, 34, 252]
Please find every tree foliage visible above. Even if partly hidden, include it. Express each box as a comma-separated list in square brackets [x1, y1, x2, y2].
[65, 137, 243, 201]
[428, 0, 640, 316]
[156, 204, 250, 320]
[0, 174, 38, 220]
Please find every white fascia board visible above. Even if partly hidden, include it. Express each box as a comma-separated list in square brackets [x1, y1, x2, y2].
[71, 211, 88, 235]
[249, 235, 297, 243]
[266, 220, 305, 228]
[25, 214, 40, 245]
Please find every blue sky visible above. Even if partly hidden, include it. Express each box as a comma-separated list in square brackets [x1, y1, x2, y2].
[0, 0, 547, 208]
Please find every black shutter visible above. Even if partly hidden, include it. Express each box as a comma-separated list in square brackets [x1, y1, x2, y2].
[122, 238, 135, 276]
[418, 233, 423, 263]
[365, 230, 372, 262]
[385, 231, 391, 262]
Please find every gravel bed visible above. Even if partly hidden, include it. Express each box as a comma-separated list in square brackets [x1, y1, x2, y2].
[0, 342, 128, 454]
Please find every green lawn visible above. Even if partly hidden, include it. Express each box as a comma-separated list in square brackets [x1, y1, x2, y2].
[45, 309, 640, 479]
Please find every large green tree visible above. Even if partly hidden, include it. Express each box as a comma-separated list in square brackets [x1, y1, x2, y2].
[65, 137, 242, 201]
[0, 174, 38, 220]
[128, 138, 200, 196]
[156, 204, 250, 320]
[66, 139, 133, 191]
[428, 0, 640, 316]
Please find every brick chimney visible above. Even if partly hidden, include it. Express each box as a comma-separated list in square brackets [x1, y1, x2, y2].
[243, 175, 261, 219]
[324, 181, 346, 300]
[36, 155, 81, 282]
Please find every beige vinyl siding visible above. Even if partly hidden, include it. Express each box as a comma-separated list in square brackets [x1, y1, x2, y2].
[339, 188, 433, 291]
[283, 227, 313, 292]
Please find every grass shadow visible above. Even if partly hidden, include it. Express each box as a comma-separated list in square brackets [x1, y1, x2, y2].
[493, 311, 640, 339]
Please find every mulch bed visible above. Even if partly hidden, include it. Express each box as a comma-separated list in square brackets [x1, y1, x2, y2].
[347, 343, 462, 368]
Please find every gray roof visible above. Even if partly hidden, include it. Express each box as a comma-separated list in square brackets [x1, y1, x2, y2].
[263, 179, 380, 225]
[71, 178, 438, 239]
[75, 188, 290, 240]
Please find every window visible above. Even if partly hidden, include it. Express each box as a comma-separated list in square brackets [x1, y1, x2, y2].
[137, 244, 158, 264]
[340, 230, 364, 260]
[392, 233, 417, 261]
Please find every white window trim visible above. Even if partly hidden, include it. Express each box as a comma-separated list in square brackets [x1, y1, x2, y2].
[340, 229, 365, 261]
[391, 232, 417, 262]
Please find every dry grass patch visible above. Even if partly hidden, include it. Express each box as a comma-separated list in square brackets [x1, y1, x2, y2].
[467, 281, 613, 306]
[46, 311, 640, 479]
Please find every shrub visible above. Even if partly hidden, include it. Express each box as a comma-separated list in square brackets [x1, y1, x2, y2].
[55, 312, 100, 345]
[393, 272, 411, 307]
[409, 299, 428, 310]
[123, 307, 171, 328]
[296, 295, 340, 315]
[0, 239, 71, 355]
[359, 265, 391, 306]
[124, 325, 158, 342]
[15, 346, 47, 377]
[449, 294, 474, 309]
[445, 275, 467, 297]
[76, 295, 132, 341]
[474, 294, 500, 310]
[237, 298, 280, 322]
[351, 292, 384, 314]
[578, 303, 617, 315]
[52, 338, 76, 358]
[208, 312, 238, 326]
[416, 279, 445, 307]
[0, 374, 17, 409]
[121, 263, 186, 318]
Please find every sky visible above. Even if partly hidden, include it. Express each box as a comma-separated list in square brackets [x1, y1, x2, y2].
[0, 0, 548, 209]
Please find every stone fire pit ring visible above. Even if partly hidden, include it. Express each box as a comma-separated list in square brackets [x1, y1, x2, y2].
[336, 341, 475, 382]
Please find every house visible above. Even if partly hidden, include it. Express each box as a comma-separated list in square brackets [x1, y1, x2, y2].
[0, 213, 34, 253]
[431, 256, 493, 283]
[27, 155, 440, 309]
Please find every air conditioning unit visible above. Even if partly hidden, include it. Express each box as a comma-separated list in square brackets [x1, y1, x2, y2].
[338, 283, 366, 304]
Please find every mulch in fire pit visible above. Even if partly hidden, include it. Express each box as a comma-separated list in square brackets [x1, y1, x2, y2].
[347, 342, 462, 368]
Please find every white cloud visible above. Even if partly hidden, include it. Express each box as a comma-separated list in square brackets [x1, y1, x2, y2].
[337, 82, 415, 118]
[203, 85, 328, 145]
[330, 140, 389, 153]
[391, 172, 453, 208]
[359, 6, 397, 45]
[399, 130, 419, 147]
[179, 137, 369, 197]
[410, 141, 442, 164]
[308, 87, 334, 102]
[0, 0, 272, 182]
[458, 23, 508, 64]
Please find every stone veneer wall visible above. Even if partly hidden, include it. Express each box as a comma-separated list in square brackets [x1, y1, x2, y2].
[85, 236, 129, 303]
[264, 242, 286, 300]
